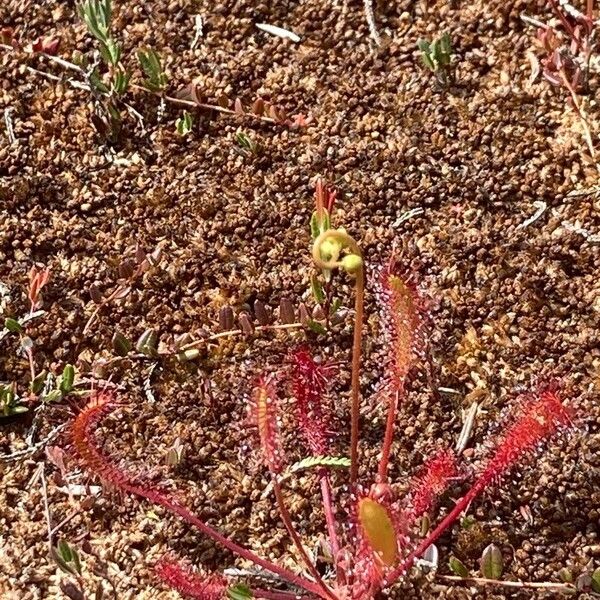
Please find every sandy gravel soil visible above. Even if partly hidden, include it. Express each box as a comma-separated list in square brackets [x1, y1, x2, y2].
[1, 0, 599, 598]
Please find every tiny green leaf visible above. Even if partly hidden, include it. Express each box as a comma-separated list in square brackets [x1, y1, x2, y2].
[43, 389, 63, 404]
[228, 583, 253, 600]
[51, 547, 76, 576]
[307, 319, 327, 335]
[112, 68, 131, 94]
[449, 556, 470, 577]
[310, 275, 325, 304]
[112, 331, 132, 356]
[58, 539, 73, 562]
[460, 515, 476, 529]
[71, 548, 82, 575]
[310, 212, 321, 240]
[558, 567, 574, 583]
[480, 543, 503, 579]
[176, 348, 200, 362]
[591, 568, 600, 593]
[136, 328, 158, 357]
[137, 48, 167, 91]
[60, 364, 75, 394]
[175, 111, 193, 136]
[420, 53, 435, 71]
[439, 32, 452, 54]
[30, 370, 47, 394]
[4, 317, 22, 333]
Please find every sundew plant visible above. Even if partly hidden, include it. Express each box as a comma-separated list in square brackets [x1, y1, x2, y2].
[72, 205, 574, 599]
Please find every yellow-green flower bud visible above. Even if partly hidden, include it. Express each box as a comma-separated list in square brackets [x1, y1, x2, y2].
[319, 238, 341, 262]
[341, 254, 363, 274]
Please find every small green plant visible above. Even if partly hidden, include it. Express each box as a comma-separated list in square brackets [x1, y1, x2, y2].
[175, 111, 193, 136]
[0, 383, 26, 417]
[1, 267, 81, 418]
[418, 33, 453, 87]
[52, 539, 83, 578]
[137, 48, 168, 92]
[77, 0, 131, 141]
[234, 131, 260, 157]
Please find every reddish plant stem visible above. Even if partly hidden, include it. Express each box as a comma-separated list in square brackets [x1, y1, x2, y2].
[548, 0, 580, 46]
[377, 388, 400, 483]
[318, 470, 340, 557]
[75, 400, 323, 598]
[127, 483, 325, 598]
[26, 347, 36, 384]
[384, 480, 486, 586]
[272, 479, 336, 600]
[349, 267, 365, 483]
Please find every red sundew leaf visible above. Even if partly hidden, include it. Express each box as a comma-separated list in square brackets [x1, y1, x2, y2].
[349, 490, 407, 597]
[377, 255, 427, 397]
[249, 376, 285, 474]
[478, 388, 572, 489]
[406, 449, 458, 521]
[290, 347, 336, 456]
[155, 558, 227, 600]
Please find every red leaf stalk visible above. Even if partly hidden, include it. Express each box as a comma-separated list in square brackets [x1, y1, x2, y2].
[384, 388, 573, 587]
[155, 558, 227, 600]
[250, 376, 285, 475]
[271, 479, 337, 600]
[73, 392, 325, 598]
[290, 348, 341, 556]
[315, 178, 337, 221]
[377, 258, 426, 482]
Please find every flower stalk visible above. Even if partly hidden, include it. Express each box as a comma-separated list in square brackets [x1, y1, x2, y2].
[312, 229, 364, 484]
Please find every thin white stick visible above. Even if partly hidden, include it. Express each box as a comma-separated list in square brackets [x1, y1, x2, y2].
[363, 0, 382, 46]
[438, 574, 575, 593]
[3, 108, 16, 144]
[516, 200, 547, 230]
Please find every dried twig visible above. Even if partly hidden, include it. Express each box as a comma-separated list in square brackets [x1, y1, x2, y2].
[455, 402, 479, 454]
[437, 574, 576, 594]
[40, 464, 53, 551]
[516, 200, 547, 230]
[363, 0, 382, 46]
[178, 322, 304, 352]
[0, 423, 67, 463]
[3, 108, 16, 144]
